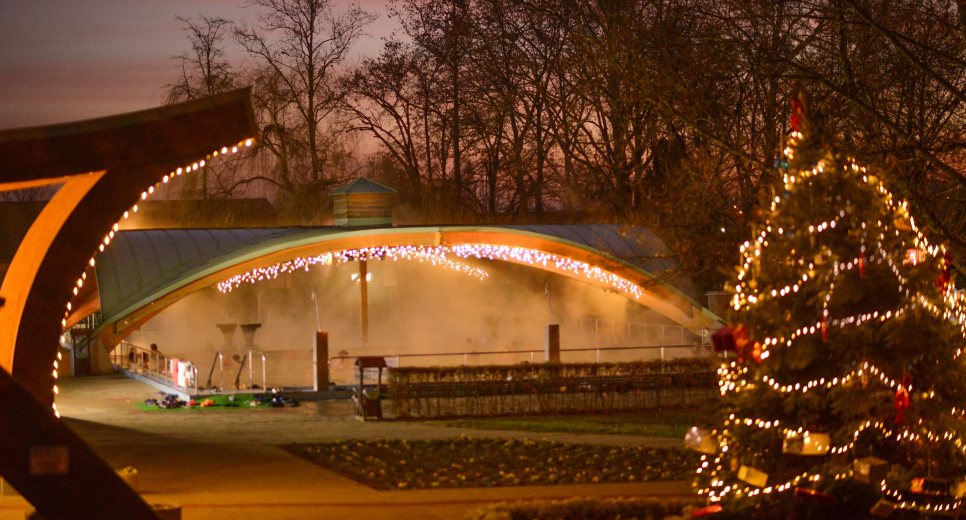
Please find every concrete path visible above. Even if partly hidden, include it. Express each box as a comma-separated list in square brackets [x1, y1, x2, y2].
[0, 375, 693, 519]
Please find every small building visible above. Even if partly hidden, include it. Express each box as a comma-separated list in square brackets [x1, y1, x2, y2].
[329, 178, 396, 227]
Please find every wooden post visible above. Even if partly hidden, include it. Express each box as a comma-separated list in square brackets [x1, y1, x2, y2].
[359, 259, 369, 346]
[313, 331, 329, 391]
[545, 324, 560, 363]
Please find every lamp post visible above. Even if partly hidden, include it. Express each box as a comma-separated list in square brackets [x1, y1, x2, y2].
[359, 257, 368, 347]
[350, 257, 371, 348]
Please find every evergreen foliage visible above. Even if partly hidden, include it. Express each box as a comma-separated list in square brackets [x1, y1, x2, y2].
[696, 114, 966, 517]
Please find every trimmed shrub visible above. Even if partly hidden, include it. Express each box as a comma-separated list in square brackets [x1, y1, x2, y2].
[285, 438, 699, 490]
[464, 496, 704, 520]
[387, 357, 717, 418]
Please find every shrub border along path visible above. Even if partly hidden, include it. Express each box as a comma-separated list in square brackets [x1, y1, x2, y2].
[284, 437, 699, 490]
[465, 497, 705, 520]
[430, 408, 701, 438]
[387, 358, 716, 419]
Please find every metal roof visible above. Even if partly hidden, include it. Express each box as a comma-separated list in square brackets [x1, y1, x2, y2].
[94, 224, 703, 329]
[478, 224, 697, 298]
[95, 228, 322, 322]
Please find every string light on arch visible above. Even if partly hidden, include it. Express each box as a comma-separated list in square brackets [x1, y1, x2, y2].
[216, 245, 488, 293]
[216, 243, 650, 303]
[55, 137, 257, 415]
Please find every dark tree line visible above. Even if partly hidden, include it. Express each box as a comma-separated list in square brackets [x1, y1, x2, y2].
[164, 0, 966, 294]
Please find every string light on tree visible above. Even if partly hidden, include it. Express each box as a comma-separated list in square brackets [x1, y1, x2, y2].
[693, 102, 966, 515]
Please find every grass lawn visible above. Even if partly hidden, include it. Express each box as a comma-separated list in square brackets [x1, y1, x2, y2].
[135, 394, 270, 411]
[423, 408, 699, 438]
[284, 437, 699, 490]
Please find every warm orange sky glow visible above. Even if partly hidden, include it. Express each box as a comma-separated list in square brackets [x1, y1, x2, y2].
[0, 0, 396, 129]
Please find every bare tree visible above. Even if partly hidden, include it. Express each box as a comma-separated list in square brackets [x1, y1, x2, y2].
[163, 15, 237, 103]
[0, 185, 58, 202]
[233, 0, 376, 187]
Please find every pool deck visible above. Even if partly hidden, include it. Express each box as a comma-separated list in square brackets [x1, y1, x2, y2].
[0, 374, 692, 520]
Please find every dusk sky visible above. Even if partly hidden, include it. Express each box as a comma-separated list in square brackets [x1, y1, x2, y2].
[0, 0, 396, 130]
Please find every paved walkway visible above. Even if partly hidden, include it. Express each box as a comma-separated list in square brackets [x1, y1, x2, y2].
[0, 375, 692, 519]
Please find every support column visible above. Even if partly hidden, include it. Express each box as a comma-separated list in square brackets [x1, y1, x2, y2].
[359, 258, 368, 346]
[313, 331, 329, 391]
[545, 324, 560, 363]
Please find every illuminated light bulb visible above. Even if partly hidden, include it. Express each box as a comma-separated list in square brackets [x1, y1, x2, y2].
[54, 385, 58, 394]
[90, 258, 95, 267]
[200, 160, 205, 167]
[222, 147, 228, 154]
[141, 192, 147, 200]
[163, 175, 169, 183]
[177, 167, 183, 174]
[133, 205, 138, 212]
[232, 146, 238, 153]
[245, 139, 253, 146]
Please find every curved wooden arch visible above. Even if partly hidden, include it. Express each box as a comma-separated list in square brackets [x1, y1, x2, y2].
[84, 227, 722, 349]
[0, 89, 257, 405]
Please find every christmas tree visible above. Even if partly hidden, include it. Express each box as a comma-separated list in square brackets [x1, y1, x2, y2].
[691, 105, 966, 517]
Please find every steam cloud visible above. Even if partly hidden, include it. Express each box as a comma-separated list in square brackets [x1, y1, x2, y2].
[127, 258, 702, 387]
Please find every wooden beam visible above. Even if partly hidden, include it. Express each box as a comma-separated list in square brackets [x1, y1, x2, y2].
[0, 89, 257, 404]
[0, 365, 159, 519]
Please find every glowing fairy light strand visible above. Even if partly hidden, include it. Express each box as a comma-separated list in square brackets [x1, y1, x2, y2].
[217, 244, 648, 302]
[701, 131, 966, 506]
[59, 138, 256, 415]
[217, 245, 488, 293]
[448, 244, 644, 300]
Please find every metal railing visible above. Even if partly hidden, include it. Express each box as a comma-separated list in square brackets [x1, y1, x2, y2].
[329, 343, 708, 369]
[244, 350, 268, 392]
[204, 351, 225, 390]
[111, 342, 201, 394]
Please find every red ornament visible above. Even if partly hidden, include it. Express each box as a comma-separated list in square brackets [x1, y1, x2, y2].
[712, 325, 761, 363]
[690, 505, 723, 517]
[895, 374, 913, 424]
[712, 324, 748, 353]
[795, 487, 836, 505]
[821, 318, 828, 343]
[737, 341, 763, 364]
[859, 257, 865, 278]
[791, 99, 803, 132]
[936, 252, 954, 292]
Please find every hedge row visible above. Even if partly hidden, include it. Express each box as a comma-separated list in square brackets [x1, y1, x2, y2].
[386, 357, 717, 419]
[389, 357, 717, 384]
[464, 497, 705, 520]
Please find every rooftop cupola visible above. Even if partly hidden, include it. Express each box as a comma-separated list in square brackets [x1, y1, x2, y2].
[329, 177, 396, 227]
